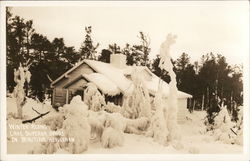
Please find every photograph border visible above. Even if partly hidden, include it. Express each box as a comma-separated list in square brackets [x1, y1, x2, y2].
[0, 1, 249, 161]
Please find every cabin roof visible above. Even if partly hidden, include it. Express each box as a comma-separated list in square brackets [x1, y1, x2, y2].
[83, 73, 121, 96]
[51, 59, 192, 98]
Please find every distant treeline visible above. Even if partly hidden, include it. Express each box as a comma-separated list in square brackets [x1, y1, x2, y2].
[6, 8, 243, 113]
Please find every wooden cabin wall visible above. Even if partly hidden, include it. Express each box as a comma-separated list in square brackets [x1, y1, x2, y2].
[177, 98, 189, 124]
[66, 79, 88, 92]
[53, 63, 95, 88]
[158, 97, 188, 124]
[52, 88, 84, 107]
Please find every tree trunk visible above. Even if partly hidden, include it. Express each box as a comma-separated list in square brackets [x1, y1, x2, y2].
[206, 87, 209, 109]
[17, 103, 23, 119]
[202, 94, 204, 111]
[192, 99, 196, 112]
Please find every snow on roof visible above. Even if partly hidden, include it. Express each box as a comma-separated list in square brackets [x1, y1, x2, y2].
[84, 60, 133, 94]
[51, 59, 192, 98]
[123, 66, 149, 75]
[82, 73, 121, 96]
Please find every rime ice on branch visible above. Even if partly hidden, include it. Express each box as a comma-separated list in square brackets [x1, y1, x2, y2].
[213, 105, 235, 144]
[13, 64, 31, 119]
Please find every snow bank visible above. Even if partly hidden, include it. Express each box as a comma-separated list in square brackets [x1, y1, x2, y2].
[101, 127, 124, 148]
[7, 96, 243, 154]
[88, 111, 106, 141]
[125, 117, 149, 134]
[7, 97, 51, 121]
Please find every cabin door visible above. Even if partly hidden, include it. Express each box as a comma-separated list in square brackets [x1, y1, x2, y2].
[52, 88, 69, 107]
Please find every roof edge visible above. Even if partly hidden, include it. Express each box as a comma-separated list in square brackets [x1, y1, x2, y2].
[50, 60, 85, 87]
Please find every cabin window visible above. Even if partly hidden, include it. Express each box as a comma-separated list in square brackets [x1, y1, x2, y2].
[105, 94, 123, 106]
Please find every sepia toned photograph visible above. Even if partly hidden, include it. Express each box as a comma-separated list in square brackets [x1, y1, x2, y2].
[0, 1, 249, 160]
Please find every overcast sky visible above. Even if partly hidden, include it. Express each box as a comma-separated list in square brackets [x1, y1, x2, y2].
[11, 1, 249, 65]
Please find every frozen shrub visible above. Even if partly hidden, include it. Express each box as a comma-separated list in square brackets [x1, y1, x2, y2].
[33, 96, 91, 154]
[100, 112, 125, 148]
[43, 112, 64, 131]
[212, 105, 235, 144]
[122, 68, 151, 119]
[61, 116, 90, 154]
[125, 117, 149, 134]
[101, 127, 124, 148]
[88, 111, 106, 141]
[84, 83, 106, 112]
[104, 102, 122, 113]
[104, 112, 127, 132]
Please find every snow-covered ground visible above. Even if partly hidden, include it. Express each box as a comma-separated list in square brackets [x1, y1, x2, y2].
[6, 97, 242, 154]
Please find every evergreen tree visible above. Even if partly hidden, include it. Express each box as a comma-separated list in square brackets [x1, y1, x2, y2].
[134, 32, 151, 66]
[151, 55, 171, 83]
[121, 32, 151, 66]
[6, 8, 35, 92]
[79, 26, 99, 60]
[122, 43, 134, 65]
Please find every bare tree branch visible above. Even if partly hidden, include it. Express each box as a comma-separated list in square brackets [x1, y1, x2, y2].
[32, 107, 41, 115]
[22, 111, 50, 124]
[46, 74, 53, 82]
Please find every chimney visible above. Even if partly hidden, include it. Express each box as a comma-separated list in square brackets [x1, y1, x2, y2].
[110, 54, 126, 68]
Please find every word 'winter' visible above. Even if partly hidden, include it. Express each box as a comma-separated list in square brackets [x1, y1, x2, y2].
[8, 124, 48, 130]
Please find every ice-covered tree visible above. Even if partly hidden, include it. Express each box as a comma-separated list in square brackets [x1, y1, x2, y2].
[13, 64, 31, 119]
[122, 68, 151, 119]
[32, 96, 91, 154]
[212, 104, 235, 144]
[158, 33, 181, 142]
[84, 83, 106, 112]
[79, 26, 99, 60]
[146, 87, 168, 145]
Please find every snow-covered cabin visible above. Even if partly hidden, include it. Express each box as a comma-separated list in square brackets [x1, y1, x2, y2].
[50, 54, 192, 123]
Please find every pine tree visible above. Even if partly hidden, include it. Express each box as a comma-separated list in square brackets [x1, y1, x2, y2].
[79, 26, 99, 60]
